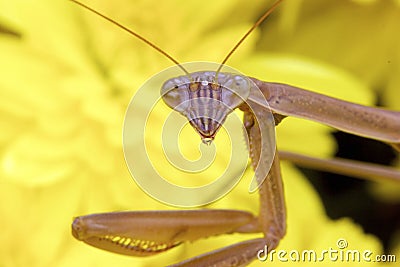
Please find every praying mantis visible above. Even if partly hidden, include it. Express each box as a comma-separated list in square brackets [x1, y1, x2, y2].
[69, 0, 400, 266]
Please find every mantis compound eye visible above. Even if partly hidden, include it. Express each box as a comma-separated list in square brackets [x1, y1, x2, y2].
[161, 77, 191, 113]
[220, 75, 250, 111]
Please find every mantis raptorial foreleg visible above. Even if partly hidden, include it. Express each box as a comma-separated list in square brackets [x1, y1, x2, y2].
[72, 156, 285, 267]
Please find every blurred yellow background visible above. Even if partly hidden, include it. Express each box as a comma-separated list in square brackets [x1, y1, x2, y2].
[0, 0, 399, 266]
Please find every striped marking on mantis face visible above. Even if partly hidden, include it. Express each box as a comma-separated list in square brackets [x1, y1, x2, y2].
[161, 71, 251, 144]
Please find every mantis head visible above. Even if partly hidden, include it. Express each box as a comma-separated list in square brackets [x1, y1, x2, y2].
[161, 72, 251, 144]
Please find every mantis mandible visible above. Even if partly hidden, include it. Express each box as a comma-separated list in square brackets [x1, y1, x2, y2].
[69, 0, 400, 266]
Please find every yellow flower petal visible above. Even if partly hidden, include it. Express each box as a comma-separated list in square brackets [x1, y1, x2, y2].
[0, 0, 397, 266]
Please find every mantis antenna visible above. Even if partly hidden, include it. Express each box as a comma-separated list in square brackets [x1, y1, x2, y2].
[68, 0, 190, 75]
[216, 0, 284, 74]
[69, 0, 284, 76]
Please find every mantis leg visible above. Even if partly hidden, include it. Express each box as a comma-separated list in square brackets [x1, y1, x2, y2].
[279, 150, 400, 183]
[241, 102, 286, 248]
[72, 154, 286, 266]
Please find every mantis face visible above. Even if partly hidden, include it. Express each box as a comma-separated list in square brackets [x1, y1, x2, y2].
[161, 71, 251, 144]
